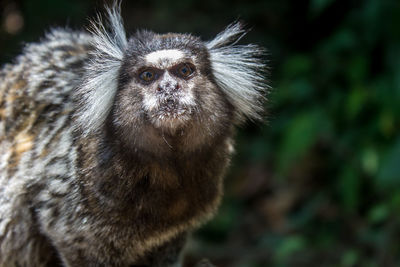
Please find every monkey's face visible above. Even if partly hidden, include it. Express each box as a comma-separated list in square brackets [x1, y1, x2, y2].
[131, 49, 198, 130]
[111, 32, 233, 153]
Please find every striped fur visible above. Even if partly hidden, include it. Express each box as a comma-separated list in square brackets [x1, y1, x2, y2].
[0, 3, 267, 267]
[0, 29, 92, 266]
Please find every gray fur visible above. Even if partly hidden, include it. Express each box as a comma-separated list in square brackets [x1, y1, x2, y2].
[0, 3, 268, 267]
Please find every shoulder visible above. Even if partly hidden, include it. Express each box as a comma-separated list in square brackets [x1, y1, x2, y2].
[20, 28, 94, 66]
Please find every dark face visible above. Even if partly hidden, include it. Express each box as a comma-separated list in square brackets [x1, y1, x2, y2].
[109, 31, 233, 155]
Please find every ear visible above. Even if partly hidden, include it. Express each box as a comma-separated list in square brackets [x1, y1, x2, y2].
[74, 2, 127, 135]
[206, 22, 269, 123]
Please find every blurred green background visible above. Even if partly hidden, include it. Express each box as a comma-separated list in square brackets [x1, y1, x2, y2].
[1, 0, 400, 266]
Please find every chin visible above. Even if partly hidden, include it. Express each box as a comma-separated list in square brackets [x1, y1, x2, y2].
[150, 110, 192, 133]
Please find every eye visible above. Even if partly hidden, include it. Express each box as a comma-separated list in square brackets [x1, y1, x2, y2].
[176, 63, 195, 79]
[139, 70, 156, 82]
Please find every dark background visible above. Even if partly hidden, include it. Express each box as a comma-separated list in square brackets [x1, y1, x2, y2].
[1, 0, 400, 266]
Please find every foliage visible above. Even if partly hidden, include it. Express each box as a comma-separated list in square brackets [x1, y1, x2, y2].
[1, 0, 400, 266]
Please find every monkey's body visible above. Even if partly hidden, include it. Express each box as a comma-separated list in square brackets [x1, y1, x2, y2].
[0, 30, 93, 266]
[0, 5, 266, 267]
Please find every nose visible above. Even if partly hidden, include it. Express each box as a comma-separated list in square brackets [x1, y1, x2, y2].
[157, 73, 180, 93]
[157, 83, 180, 92]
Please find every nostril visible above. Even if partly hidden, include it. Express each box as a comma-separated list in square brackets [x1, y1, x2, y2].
[175, 84, 180, 90]
[157, 86, 162, 92]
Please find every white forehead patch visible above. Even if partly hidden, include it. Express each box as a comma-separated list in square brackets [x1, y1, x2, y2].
[145, 49, 185, 65]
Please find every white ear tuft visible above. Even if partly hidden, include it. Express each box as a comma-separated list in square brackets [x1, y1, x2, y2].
[90, 1, 128, 59]
[207, 22, 269, 122]
[75, 2, 128, 135]
[206, 22, 247, 49]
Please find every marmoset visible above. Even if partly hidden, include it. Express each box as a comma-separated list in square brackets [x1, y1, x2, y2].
[0, 3, 267, 267]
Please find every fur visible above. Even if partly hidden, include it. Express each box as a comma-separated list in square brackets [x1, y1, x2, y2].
[75, 2, 127, 136]
[76, 6, 267, 135]
[0, 2, 268, 267]
[207, 22, 268, 122]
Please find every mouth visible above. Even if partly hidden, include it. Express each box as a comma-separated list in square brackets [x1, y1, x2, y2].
[142, 91, 197, 131]
[159, 98, 181, 113]
[150, 100, 192, 130]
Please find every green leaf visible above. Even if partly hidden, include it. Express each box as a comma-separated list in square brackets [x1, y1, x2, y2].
[277, 109, 326, 176]
[338, 166, 360, 213]
[274, 235, 306, 263]
[361, 147, 379, 176]
[346, 87, 367, 121]
[368, 204, 389, 224]
[347, 55, 369, 85]
[282, 55, 312, 79]
[341, 249, 359, 267]
[377, 136, 400, 189]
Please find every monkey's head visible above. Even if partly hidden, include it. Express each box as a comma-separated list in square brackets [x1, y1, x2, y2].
[111, 31, 234, 153]
[75, 5, 267, 154]
[121, 35, 209, 132]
